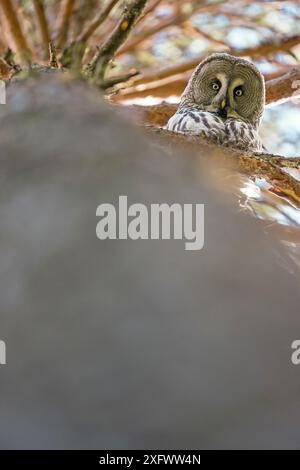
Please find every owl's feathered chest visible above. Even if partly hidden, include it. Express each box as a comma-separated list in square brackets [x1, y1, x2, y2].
[166, 107, 263, 152]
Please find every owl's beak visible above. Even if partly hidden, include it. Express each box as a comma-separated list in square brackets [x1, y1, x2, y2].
[206, 98, 228, 117]
[218, 98, 228, 118]
[217, 98, 242, 120]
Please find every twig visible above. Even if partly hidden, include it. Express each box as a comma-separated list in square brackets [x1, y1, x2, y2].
[111, 72, 192, 101]
[71, 0, 99, 41]
[56, 0, 76, 50]
[0, 57, 11, 79]
[0, 19, 6, 53]
[87, 0, 148, 84]
[33, 0, 51, 58]
[3, 47, 18, 68]
[116, 6, 187, 56]
[256, 154, 300, 170]
[100, 69, 140, 89]
[137, 0, 162, 23]
[77, 0, 120, 44]
[185, 22, 229, 48]
[49, 42, 59, 68]
[0, 0, 31, 64]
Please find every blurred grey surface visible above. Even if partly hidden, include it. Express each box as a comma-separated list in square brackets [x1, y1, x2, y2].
[0, 76, 300, 449]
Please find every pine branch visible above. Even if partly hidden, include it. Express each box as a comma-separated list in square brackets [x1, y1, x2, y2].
[71, 0, 99, 41]
[137, 0, 162, 23]
[61, 0, 120, 70]
[0, 0, 31, 64]
[87, 0, 148, 84]
[146, 126, 300, 203]
[33, 0, 51, 58]
[116, 5, 187, 56]
[0, 57, 11, 79]
[49, 42, 59, 68]
[56, 0, 76, 50]
[100, 69, 139, 89]
[266, 67, 300, 105]
[77, 0, 120, 44]
[0, 16, 6, 53]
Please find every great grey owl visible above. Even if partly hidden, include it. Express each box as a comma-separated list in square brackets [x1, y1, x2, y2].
[166, 53, 265, 152]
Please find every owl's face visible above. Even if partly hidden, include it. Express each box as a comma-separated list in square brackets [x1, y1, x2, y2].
[182, 54, 265, 126]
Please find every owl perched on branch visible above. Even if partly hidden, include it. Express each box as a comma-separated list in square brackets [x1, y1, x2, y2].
[166, 53, 265, 152]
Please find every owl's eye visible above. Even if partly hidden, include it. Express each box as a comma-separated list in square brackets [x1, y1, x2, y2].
[234, 86, 243, 97]
[211, 81, 221, 92]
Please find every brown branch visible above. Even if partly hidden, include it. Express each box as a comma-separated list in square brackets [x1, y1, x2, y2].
[0, 17, 6, 53]
[0, 57, 11, 79]
[77, 0, 120, 44]
[137, 0, 162, 23]
[33, 0, 51, 58]
[111, 100, 178, 127]
[241, 34, 300, 58]
[146, 126, 300, 204]
[116, 7, 188, 56]
[116, 0, 220, 57]
[56, 0, 76, 50]
[87, 0, 148, 83]
[0, 0, 31, 64]
[49, 42, 59, 68]
[112, 72, 190, 101]
[259, 155, 300, 170]
[133, 0, 224, 35]
[71, 0, 99, 41]
[266, 67, 300, 105]
[128, 35, 300, 88]
[184, 22, 229, 48]
[101, 69, 140, 89]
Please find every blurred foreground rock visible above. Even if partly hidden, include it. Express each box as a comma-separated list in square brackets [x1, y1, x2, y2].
[0, 75, 300, 449]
